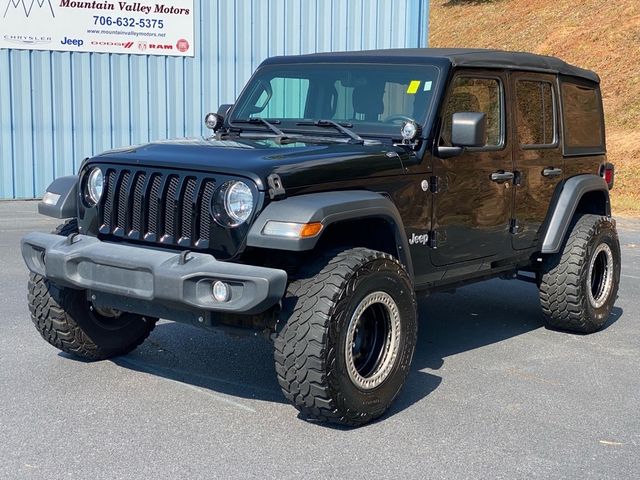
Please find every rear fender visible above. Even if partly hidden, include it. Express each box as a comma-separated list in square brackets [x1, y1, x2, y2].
[541, 174, 610, 254]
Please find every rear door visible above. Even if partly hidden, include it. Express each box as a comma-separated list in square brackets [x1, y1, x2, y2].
[510, 73, 563, 250]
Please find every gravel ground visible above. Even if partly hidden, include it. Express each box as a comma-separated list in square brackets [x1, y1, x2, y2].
[1, 201, 638, 479]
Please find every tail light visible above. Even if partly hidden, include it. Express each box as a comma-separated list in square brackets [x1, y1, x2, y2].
[600, 163, 614, 190]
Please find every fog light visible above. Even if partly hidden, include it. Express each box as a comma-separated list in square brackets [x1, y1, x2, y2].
[212, 281, 231, 302]
[400, 120, 421, 142]
[205, 112, 223, 131]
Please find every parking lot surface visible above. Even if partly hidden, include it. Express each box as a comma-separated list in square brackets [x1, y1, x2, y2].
[1, 201, 638, 479]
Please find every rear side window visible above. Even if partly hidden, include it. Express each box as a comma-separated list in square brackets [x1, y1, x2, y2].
[561, 81, 605, 155]
[515, 80, 556, 146]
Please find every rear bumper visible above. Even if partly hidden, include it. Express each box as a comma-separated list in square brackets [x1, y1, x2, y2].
[21, 232, 287, 315]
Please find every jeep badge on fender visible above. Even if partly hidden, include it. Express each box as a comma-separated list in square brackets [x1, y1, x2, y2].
[22, 48, 620, 427]
[409, 233, 429, 246]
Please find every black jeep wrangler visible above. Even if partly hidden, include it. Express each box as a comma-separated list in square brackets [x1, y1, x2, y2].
[22, 48, 620, 426]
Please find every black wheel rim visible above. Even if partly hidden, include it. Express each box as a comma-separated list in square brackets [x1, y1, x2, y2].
[345, 291, 401, 390]
[351, 303, 388, 377]
[587, 243, 614, 309]
[87, 301, 130, 330]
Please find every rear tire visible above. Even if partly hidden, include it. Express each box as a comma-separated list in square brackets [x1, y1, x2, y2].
[539, 214, 620, 333]
[274, 248, 417, 427]
[27, 220, 157, 360]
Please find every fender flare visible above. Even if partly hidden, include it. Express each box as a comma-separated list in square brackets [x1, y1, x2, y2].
[38, 176, 78, 219]
[541, 174, 610, 254]
[247, 190, 413, 278]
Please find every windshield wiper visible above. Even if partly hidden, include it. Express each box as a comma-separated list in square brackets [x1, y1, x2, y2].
[233, 118, 291, 143]
[296, 119, 364, 144]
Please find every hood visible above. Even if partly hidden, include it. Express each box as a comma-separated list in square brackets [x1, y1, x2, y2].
[91, 136, 410, 191]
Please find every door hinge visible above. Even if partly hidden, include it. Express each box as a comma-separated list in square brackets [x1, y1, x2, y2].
[429, 176, 439, 193]
[509, 219, 521, 234]
[267, 173, 286, 200]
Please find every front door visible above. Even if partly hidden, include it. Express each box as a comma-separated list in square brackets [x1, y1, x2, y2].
[431, 70, 513, 267]
[510, 72, 563, 250]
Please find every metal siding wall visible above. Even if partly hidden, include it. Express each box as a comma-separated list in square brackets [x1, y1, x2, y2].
[0, 0, 429, 199]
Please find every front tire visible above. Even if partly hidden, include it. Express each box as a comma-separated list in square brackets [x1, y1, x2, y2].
[539, 214, 621, 333]
[274, 248, 417, 426]
[27, 220, 157, 360]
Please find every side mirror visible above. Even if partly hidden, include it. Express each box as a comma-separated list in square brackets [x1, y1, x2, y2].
[451, 112, 487, 148]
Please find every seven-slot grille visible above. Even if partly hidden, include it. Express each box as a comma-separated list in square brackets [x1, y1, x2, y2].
[98, 167, 217, 249]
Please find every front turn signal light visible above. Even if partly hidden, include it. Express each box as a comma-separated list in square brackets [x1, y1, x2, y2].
[263, 221, 323, 238]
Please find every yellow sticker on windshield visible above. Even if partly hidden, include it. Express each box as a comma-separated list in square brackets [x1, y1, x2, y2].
[407, 80, 421, 94]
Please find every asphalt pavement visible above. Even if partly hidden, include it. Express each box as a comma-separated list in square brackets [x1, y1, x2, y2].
[1, 201, 638, 479]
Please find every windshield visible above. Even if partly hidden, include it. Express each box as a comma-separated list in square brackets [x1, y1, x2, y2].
[230, 63, 441, 137]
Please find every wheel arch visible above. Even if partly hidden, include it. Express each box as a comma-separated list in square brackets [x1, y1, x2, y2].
[541, 174, 610, 254]
[246, 191, 413, 279]
[38, 175, 79, 219]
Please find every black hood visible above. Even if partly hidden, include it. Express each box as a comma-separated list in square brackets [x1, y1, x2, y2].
[90, 136, 410, 191]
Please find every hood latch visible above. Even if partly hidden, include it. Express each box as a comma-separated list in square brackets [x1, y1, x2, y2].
[267, 174, 286, 200]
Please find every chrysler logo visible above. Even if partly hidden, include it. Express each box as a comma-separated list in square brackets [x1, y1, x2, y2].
[3, 0, 55, 18]
[4, 34, 52, 44]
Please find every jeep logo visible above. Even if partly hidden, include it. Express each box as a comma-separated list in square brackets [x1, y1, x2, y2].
[61, 36, 83, 47]
[409, 233, 429, 246]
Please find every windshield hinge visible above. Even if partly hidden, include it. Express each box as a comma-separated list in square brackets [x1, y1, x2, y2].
[428, 230, 438, 249]
[429, 176, 440, 194]
[509, 219, 522, 235]
[267, 174, 286, 200]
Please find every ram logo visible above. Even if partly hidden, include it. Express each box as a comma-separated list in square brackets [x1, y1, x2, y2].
[3, 0, 55, 18]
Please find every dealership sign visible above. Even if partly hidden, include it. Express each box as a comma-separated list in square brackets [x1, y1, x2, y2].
[0, 0, 194, 56]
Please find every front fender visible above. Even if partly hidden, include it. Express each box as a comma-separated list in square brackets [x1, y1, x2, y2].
[38, 176, 78, 219]
[247, 190, 413, 277]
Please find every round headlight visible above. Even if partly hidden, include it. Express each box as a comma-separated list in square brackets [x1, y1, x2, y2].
[86, 167, 104, 206]
[214, 181, 254, 227]
[225, 181, 254, 225]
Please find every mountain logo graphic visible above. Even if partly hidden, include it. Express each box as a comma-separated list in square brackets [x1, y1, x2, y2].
[3, 0, 55, 18]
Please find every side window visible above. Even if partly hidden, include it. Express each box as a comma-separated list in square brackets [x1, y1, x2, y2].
[258, 77, 310, 119]
[515, 80, 556, 146]
[441, 77, 502, 147]
[561, 82, 605, 153]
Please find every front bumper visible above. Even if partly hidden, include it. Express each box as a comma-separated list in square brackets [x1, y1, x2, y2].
[21, 232, 287, 315]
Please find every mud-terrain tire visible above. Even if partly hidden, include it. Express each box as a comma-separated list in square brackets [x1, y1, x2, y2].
[539, 214, 620, 333]
[274, 248, 418, 427]
[27, 219, 157, 360]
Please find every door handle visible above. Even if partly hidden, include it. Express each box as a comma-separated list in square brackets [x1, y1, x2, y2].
[542, 167, 562, 178]
[490, 171, 515, 182]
